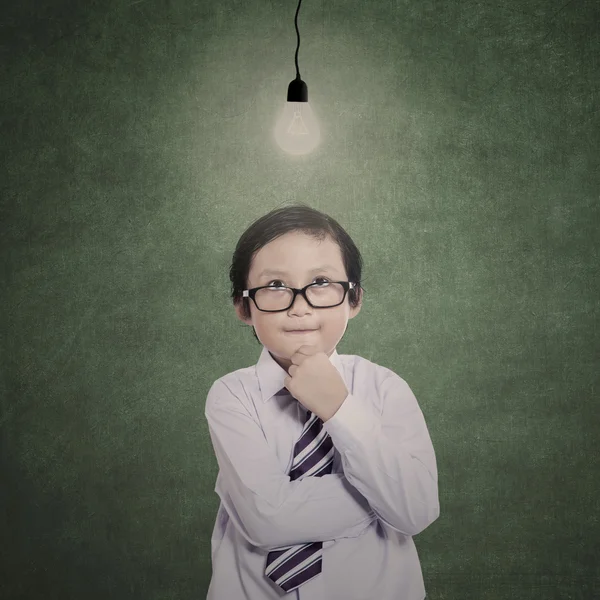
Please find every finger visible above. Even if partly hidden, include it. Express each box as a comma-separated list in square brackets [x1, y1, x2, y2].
[294, 345, 317, 359]
[303, 344, 319, 353]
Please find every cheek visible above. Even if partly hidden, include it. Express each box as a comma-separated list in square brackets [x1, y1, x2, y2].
[320, 312, 347, 329]
[254, 315, 280, 332]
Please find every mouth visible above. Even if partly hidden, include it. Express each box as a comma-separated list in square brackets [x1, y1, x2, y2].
[285, 329, 318, 334]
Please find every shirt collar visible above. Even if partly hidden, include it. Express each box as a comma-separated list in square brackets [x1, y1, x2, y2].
[256, 345, 345, 403]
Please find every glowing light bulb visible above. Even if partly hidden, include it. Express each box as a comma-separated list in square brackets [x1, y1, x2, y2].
[274, 76, 321, 156]
[274, 101, 320, 156]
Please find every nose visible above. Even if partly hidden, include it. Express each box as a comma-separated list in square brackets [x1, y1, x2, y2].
[290, 289, 311, 310]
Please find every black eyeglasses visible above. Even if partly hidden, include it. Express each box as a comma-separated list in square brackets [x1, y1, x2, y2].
[242, 281, 357, 313]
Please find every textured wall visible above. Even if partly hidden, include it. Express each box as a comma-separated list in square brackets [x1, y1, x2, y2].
[1, 0, 599, 598]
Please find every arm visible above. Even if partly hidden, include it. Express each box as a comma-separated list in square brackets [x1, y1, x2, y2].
[323, 372, 440, 537]
[204, 379, 376, 550]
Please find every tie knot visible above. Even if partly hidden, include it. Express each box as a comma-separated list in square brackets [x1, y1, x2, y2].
[280, 387, 312, 420]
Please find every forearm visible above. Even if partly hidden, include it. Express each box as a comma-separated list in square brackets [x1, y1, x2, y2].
[218, 469, 375, 549]
[338, 438, 439, 536]
[324, 388, 440, 537]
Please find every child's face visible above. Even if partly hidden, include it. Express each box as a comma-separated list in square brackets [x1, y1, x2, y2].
[235, 231, 362, 373]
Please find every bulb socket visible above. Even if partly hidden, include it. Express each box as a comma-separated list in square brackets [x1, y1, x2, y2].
[287, 77, 308, 102]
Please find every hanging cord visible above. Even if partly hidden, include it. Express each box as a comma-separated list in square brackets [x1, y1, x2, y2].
[294, 0, 303, 79]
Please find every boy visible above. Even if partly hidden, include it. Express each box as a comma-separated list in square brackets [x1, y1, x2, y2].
[205, 204, 439, 599]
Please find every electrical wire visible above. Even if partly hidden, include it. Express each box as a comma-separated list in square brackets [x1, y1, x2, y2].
[294, 0, 303, 79]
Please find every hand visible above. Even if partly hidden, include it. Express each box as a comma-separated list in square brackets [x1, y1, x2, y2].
[283, 345, 349, 422]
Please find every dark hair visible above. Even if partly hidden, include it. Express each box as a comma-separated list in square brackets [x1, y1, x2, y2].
[229, 202, 366, 344]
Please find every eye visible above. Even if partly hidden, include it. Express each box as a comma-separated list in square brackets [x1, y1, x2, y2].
[266, 276, 330, 287]
[313, 276, 330, 285]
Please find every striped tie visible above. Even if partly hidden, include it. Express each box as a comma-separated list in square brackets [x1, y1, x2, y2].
[265, 398, 335, 593]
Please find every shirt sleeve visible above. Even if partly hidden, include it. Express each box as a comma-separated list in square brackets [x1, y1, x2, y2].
[323, 372, 440, 537]
[204, 379, 377, 551]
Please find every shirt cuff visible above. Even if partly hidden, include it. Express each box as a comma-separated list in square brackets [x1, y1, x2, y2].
[323, 392, 380, 453]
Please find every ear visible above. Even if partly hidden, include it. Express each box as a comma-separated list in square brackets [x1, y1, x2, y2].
[234, 299, 253, 326]
[348, 303, 362, 320]
[348, 287, 363, 320]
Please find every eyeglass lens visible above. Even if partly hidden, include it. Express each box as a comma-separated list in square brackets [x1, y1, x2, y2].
[255, 283, 345, 311]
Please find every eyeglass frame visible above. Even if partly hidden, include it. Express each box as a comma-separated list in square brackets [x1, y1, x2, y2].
[242, 281, 357, 313]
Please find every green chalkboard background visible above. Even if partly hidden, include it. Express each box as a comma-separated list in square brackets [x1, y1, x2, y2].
[2, 0, 599, 598]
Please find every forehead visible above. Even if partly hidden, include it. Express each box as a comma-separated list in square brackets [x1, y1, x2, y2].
[258, 264, 340, 278]
[250, 232, 345, 278]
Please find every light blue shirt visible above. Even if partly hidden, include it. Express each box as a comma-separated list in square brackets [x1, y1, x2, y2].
[205, 346, 439, 600]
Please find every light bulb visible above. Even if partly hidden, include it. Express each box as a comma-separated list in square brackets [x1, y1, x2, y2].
[274, 101, 321, 156]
